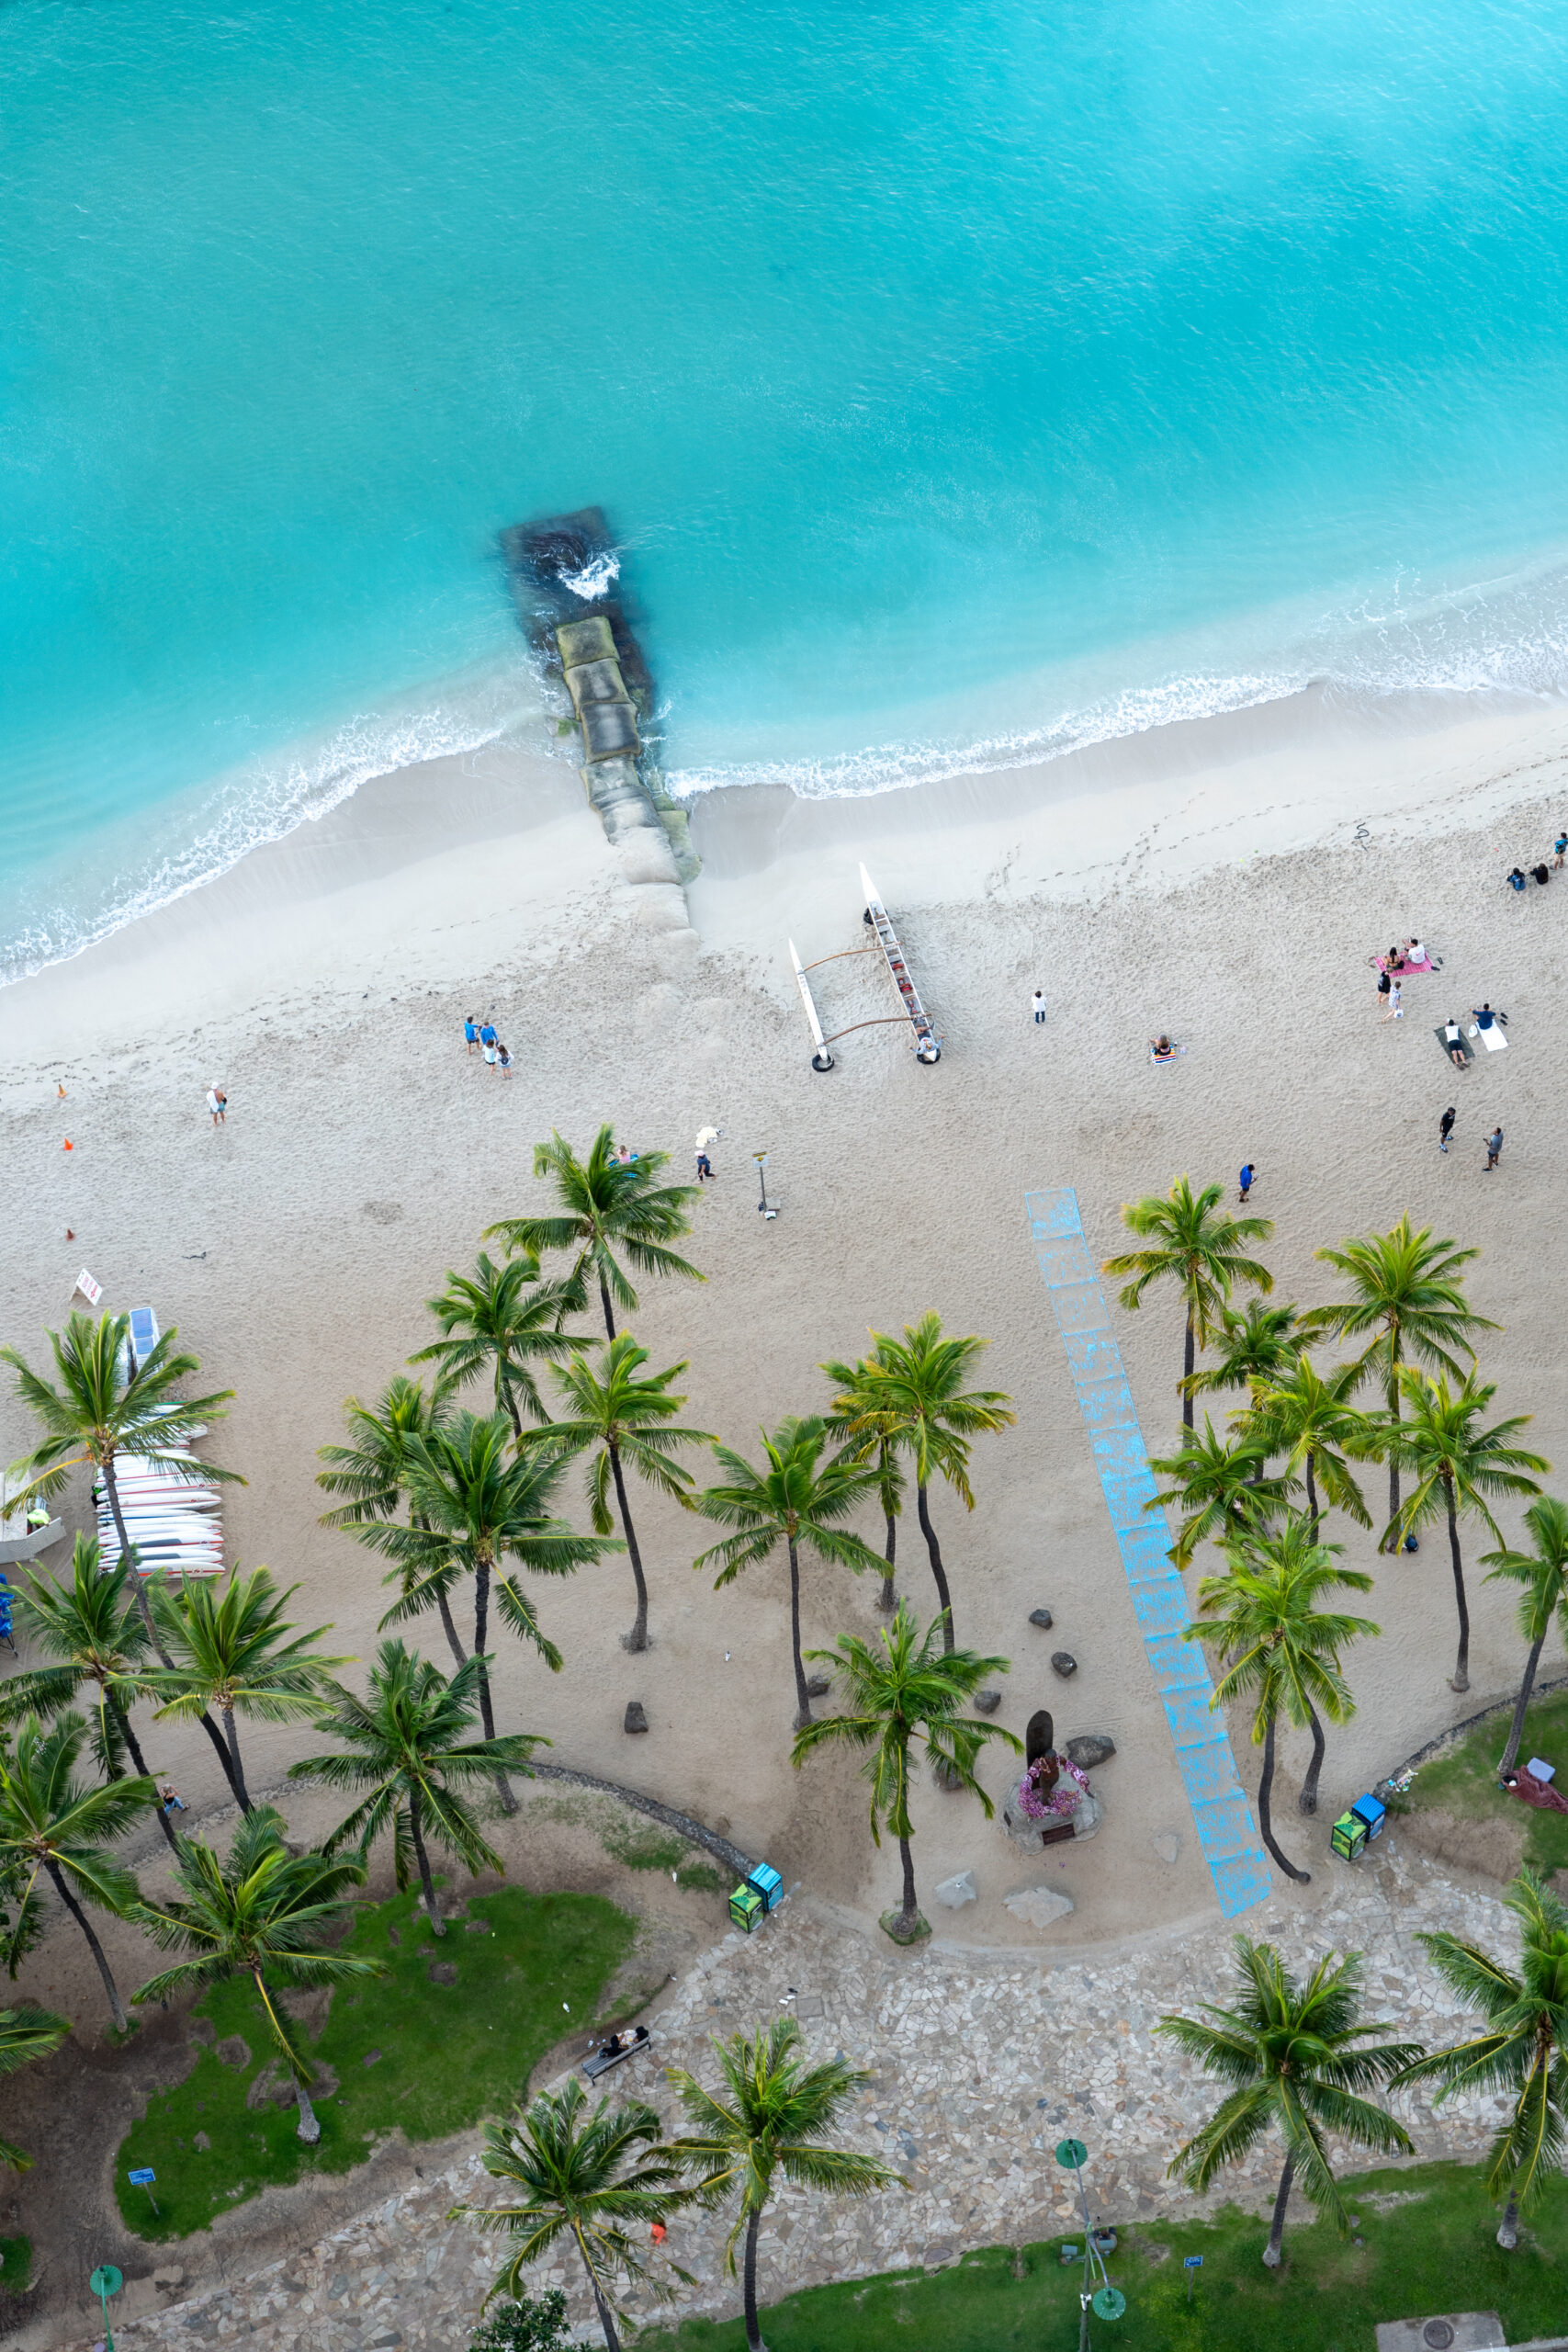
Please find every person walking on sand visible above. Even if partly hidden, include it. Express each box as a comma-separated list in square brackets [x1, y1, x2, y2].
[1376, 967, 1393, 1009]
[496, 1044, 513, 1078]
[482, 1035, 498, 1070]
[1238, 1163, 1257, 1203]
[1485, 1126, 1504, 1170]
[464, 1014, 479, 1055]
[1031, 989, 1046, 1024]
[1555, 832, 1568, 871]
[206, 1085, 227, 1126]
[1381, 981, 1403, 1023]
[1438, 1107, 1455, 1154]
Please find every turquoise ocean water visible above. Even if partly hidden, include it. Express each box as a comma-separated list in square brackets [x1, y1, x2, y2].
[6, 0, 1568, 977]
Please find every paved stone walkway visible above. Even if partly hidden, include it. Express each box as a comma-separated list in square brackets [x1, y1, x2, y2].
[81, 1843, 1516, 2350]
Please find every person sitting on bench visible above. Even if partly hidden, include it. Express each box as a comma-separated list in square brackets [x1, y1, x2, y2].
[597, 2026, 649, 2061]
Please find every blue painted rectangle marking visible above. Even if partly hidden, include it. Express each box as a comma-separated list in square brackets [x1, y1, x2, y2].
[1023, 1185, 1270, 1919]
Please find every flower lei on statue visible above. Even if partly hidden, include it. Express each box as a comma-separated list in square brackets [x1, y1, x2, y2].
[1016, 1751, 1089, 1821]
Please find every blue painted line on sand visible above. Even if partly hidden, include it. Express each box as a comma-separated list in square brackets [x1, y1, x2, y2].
[1024, 1185, 1273, 1919]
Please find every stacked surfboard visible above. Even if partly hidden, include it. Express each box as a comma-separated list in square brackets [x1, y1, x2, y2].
[95, 1445, 227, 1579]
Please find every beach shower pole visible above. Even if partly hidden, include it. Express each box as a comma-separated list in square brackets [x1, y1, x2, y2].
[754, 1152, 776, 1220]
[1055, 2139, 1125, 2350]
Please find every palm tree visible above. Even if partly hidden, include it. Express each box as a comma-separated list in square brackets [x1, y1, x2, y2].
[831, 1314, 1015, 1651]
[1395, 1870, 1568, 2249]
[821, 1349, 905, 1615]
[1147, 1419, 1292, 1571]
[669, 2020, 902, 2351]
[449, 2078, 696, 2352]
[486, 1126, 704, 1341]
[130, 1804, 383, 2143]
[1183, 1298, 1303, 1406]
[1483, 1498, 1568, 1776]
[1102, 1179, 1274, 1429]
[533, 1337, 713, 1653]
[0, 2007, 70, 2172]
[1188, 1519, 1379, 1869]
[3, 1536, 176, 1849]
[1249, 1359, 1375, 1536]
[318, 1375, 468, 1670]
[147, 1567, 349, 1814]
[1, 1309, 242, 1654]
[288, 1641, 545, 1933]
[693, 1419, 884, 1727]
[412, 1253, 582, 1437]
[0, 1714, 152, 2031]
[1388, 1367, 1547, 1693]
[792, 1603, 1021, 1944]
[368, 1414, 614, 1805]
[1305, 1217, 1497, 1545]
[1159, 1938, 1419, 2266]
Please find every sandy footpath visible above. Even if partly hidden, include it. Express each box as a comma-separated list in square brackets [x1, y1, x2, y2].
[4, 683, 1568, 2001]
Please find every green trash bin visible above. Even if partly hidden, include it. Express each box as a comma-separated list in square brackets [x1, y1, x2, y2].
[1331, 1811, 1368, 1862]
[729, 1885, 764, 1933]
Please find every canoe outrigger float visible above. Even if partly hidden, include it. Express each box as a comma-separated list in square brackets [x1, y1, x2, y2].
[788, 865, 943, 1072]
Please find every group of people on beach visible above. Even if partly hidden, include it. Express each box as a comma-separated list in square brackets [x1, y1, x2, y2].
[1506, 831, 1566, 890]
[463, 1014, 513, 1076]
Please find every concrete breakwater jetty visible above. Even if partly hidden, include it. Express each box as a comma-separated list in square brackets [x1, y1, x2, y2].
[500, 509, 699, 888]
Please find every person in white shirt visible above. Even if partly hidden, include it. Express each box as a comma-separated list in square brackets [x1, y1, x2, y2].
[206, 1086, 227, 1125]
[1031, 989, 1046, 1024]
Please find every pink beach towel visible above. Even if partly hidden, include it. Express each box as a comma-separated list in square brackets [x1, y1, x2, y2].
[1375, 953, 1437, 977]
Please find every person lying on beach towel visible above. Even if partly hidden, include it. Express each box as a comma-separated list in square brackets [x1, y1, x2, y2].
[1148, 1034, 1184, 1063]
[1437, 1020, 1471, 1069]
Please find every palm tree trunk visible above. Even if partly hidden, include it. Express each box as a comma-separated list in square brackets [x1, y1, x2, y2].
[1496, 2189, 1519, 2251]
[578, 2229, 622, 2352]
[599, 1272, 617, 1343]
[1447, 1484, 1471, 1692]
[105, 1457, 176, 1668]
[897, 1831, 921, 1937]
[498, 1373, 523, 1441]
[472, 1558, 517, 1815]
[108, 1694, 177, 1850]
[197, 1704, 249, 1809]
[878, 1450, 897, 1614]
[222, 1703, 253, 1813]
[409, 1785, 444, 1935]
[1262, 2147, 1295, 2267]
[1383, 1344, 1402, 1549]
[742, 2204, 765, 2352]
[1257, 1714, 1310, 1883]
[1182, 1307, 1197, 1430]
[45, 1859, 127, 2031]
[1499, 1631, 1549, 1775]
[787, 1536, 812, 1729]
[1298, 1701, 1326, 1815]
[1304, 1452, 1319, 1536]
[608, 1440, 649, 1652]
[435, 1587, 468, 1671]
[915, 1483, 955, 1652]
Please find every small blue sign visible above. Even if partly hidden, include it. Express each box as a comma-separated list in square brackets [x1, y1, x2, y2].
[1183, 2255, 1202, 2269]
[127, 2168, 155, 2186]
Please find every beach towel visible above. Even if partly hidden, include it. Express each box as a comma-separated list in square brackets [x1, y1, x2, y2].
[1375, 953, 1438, 977]
[1434, 1026, 1473, 1065]
[1470, 1022, 1509, 1052]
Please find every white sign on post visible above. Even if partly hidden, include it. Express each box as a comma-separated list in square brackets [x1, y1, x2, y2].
[73, 1268, 103, 1306]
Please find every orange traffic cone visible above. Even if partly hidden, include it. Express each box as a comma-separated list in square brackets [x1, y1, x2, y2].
[62, 1139, 73, 1151]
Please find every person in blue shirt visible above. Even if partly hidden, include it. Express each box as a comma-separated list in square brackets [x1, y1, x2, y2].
[464, 1014, 479, 1054]
[1555, 833, 1568, 870]
[1238, 1163, 1257, 1202]
[1507, 867, 1528, 891]
[1472, 1003, 1505, 1030]
[479, 1020, 498, 1050]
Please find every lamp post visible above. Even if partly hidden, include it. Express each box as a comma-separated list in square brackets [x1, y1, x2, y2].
[89, 2263, 122, 2352]
[1054, 2139, 1125, 2350]
[753, 1152, 776, 1220]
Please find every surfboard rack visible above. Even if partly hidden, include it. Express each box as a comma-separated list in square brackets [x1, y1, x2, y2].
[788, 865, 943, 1071]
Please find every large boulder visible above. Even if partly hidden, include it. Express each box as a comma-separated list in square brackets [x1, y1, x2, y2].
[1065, 1734, 1116, 1770]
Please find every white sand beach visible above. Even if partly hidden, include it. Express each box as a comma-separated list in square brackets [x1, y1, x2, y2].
[5, 681, 1568, 2004]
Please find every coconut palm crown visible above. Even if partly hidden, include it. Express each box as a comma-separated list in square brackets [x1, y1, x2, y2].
[1102, 1179, 1274, 1429]
[486, 1126, 704, 1341]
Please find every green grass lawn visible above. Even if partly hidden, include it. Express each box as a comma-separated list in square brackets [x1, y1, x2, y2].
[640, 2164, 1568, 2351]
[1410, 1681, 1568, 1878]
[115, 1882, 637, 2241]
